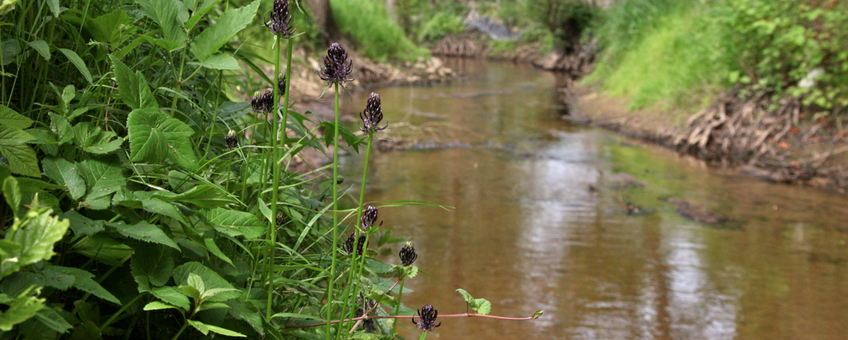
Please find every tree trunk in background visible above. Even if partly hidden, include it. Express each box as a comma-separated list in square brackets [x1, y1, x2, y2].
[304, 0, 340, 43]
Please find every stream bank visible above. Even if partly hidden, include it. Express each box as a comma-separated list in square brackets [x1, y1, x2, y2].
[431, 32, 848, 192]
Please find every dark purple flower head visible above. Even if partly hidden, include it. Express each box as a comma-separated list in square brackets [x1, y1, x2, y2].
[360, 92, 387, 134]
[399, 241, 417, 266]
[412, 305, 441, 332]
[355, 295, 378, 332]
[275, 212, 286, 227]
[318, 43, 353, 86]
[225, 130, 238, 149]
[360, 205, 382, 230]
[344, 232, 367, 256]
[251, 90, 274, 113]
[265, 0, 295, 36]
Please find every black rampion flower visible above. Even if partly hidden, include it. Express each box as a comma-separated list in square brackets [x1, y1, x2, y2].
[265, 0, 295, 36]
[360, 205, 382, 230]
[225, 130, 238, 149]
[277, 74, 287, 96]
[412, 305, 441, 332]
[360, 92, 387, 134]
[344, 232, 367, 256]
[275, 212, 286, 227]
[318, 43, 353, 86]
[399, 241, 417, 266]
[251, 90, 274, 113]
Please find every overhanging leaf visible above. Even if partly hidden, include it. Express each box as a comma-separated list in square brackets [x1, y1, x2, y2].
[0, 207, 70, 280]
[72, 122, 123, 154]
[42, 157, 86, 200]
[111, 220, 179, 250]
[43, 266, 120, 305]
[0, 104, 33, 129]
[127, 107, 197, 170]
[189, 1, 259, 62]
[58, 49, 93, 84]
[26, 40, 50, 61]
[201, 208, 265, 239]
[131, 243, 175, 292]
[188, 53, 241, 70]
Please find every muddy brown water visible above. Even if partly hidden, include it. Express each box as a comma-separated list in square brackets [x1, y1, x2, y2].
[339, 59, 848, 340]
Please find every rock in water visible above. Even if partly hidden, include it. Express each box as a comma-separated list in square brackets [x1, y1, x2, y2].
[664, 198, 729, 224]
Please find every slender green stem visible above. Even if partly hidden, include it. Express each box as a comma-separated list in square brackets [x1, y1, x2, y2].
[100, 293, 145, 331]
[326, 83, 341, 340]
[390, 276, 406, 335]
[267, 33, 283, 320]
[170, 321, 189, 340]
[281, 38, 293, 153]
[338, 134, 374, 338]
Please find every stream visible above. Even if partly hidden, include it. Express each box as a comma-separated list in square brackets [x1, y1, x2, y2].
[339, 59, 848, 340]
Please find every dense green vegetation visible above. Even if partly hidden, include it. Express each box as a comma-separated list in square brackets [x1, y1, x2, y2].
[0, 0, 543, 339]
[587, 0, 848, 114]
[329, 0, 428, 62]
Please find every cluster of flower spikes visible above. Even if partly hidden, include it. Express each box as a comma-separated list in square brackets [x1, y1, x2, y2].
[318, 43, 353, 86]
[250, 75, 288, 115]
[413, 305, 441, 332]
[225, 130, 238, 149]
[360, 92, 387, 134]
[265, 0, 295, 36]
[344, 205, 381, 255]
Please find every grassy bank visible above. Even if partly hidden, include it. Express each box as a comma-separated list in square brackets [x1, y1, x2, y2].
[330, 0, 428, 62]
[586, 0, 848, 117]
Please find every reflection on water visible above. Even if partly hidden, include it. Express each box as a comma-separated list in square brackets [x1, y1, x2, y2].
[340, 59, 848, 339]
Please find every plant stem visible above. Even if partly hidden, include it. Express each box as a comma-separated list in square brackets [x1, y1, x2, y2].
[100, 293, 145, 331]
[337, 133, 374, 337]
[170, 321, 189, 340]
[267, 33, 283, 320]
[326, 82, 341, 340]
[284, 312, 540, 329]
[390, 276, 406, 335]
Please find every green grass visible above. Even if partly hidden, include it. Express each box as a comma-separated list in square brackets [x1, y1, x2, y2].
[330, 0, 429, 62]
[585, 0, 733, 111]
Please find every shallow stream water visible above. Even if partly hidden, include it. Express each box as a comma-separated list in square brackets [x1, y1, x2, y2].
[339, 59, 848, 340]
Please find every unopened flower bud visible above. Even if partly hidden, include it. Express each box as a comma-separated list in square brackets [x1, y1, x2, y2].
[399, 241, 417, 266]
[225, 130, 238, 149]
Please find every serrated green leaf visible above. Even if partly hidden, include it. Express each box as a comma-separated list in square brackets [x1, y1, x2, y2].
[2, 176, 19, 211]
[473, 298, 491, 315]
[190, 1, 259, 62]
[71, 233, 132, 266]
[35, 307, 72, 333]
[154, 184, 236, 209]
[137, 0, 186, 51]
[188, 320, 246, 337]
[127, 107, 197, 170]
[173, 262, 240, 302]
[138, 198, 187, 225]
[46, 266, 120, 305]
[204, 238, 233, 265]
[49, 113, 73, 145]
[184, 0, 222, 30]
[109, 55, 156, 110]
[58, 49, 92, 84]
[150, 286, 189, 311]
[72, 122, 123, 154]
[0, 287, 44, 331]
[42, 157, 85, 200]
[131, 243, 175, 292]
[110, 220, 179, 250]
[60, 211, 105, 236]
[201, 208, 265, 239]
[78, 158, 126, 210]
[26, 40, 51, 61]
[0, 125, 39, 177]
[189, 53, 241, 70]
[0, 207, 69, 280]
[38, 267, 74, 290]
[186, 273, 205, 294]
[0, 104, 33, 129]
[455, 289, 476, 308]
[143, 301, 178, 311]
[87, 10, 135, 47]
[179, 285, 201, 302]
